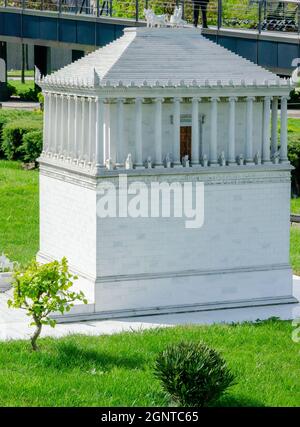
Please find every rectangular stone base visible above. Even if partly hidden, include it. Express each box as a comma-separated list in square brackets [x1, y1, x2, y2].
[50, 265, 297, 323]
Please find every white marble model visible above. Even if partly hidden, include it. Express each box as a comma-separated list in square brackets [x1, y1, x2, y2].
[37, 27, 297, 321]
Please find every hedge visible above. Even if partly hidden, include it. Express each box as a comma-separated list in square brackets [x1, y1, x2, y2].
[20, 129, 43, 163]
[0, 110, 39, 158]
[7, 80, 40, 102]
[1, 120, 43, 161]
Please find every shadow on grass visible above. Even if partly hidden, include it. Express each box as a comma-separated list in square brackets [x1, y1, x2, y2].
[36, 342, 146, 372]
[215, 394, 265, 407]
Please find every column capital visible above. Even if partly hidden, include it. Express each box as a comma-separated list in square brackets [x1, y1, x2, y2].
[192, 97, 202, 103]
[246, 96, 256, 102]
[281, 95, 290, 101]
[154, 97, 164, 103]
[116, 97, 126, 103]
[135, 97, 144, 103]
[210, 96, 220, 102]
[228, 96, 238, 102]
[263, 96, 272, 102]
[173, 97, 182, 103]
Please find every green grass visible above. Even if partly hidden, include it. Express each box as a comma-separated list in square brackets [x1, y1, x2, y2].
[0, 160, 39, 266]
[8, 79, 35, 92]
[7, 70, 34, 78]
[0, 320, 298, 407]
[291, 198, 300, 214]
[290, 226, 300, 275]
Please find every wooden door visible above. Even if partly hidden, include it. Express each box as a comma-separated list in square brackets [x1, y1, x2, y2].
[180, 126, 192, 161]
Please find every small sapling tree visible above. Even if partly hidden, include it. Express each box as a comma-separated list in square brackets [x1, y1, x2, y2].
[8, 257, 87, 351]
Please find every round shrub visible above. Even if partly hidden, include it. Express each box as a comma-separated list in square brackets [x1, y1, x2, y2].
[1, 119, 42, 160]
[20, 129, 43, 163]
[154, 341, 235, 407]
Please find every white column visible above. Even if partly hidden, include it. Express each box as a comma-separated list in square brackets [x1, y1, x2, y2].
[280, 96, 289, 163]
[135, 97, 144, 167]
[192, 97, 201, 165]
[43, 92, 49, 153]
[154, 97, 164, 167]
[246, 96, 255, 164]
[210, 97, 219, 165]
[60, 94, 65, 157]
[47, 93, 53, 154]
[95, 97, 105, 173]
[67, 95, 71, 159]
[262, 96, 271, 164]
[271, 97, 278, 156]
[74, 96, 79, 161]
[228, 97, 237, 164]
[80, 97, 86, 162]
[54, 94, 59, 155]
[173, 97, 182, 166]
[116, 97, 125, 166]
[88, 97, 93, 164]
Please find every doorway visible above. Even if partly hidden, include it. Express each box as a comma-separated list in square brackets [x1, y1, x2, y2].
[180, 126, 192, 161]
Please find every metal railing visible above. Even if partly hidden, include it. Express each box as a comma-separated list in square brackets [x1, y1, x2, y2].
[0, 0, 299, 34]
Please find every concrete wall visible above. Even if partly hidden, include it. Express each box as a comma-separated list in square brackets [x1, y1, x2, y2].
[6, 42, 74, 72]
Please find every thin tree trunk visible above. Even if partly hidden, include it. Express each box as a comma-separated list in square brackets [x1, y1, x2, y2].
[31, 319, 42, 351]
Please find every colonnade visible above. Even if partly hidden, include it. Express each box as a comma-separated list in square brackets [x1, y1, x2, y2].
[42, 93, 289, 171]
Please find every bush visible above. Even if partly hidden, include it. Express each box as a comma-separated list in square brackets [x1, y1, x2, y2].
[8, 257, 87, 351]
[1, 120, 42, 161]
[154, 341, 235, 407]
[20, 129, 43, 163]
[7, 80, 40, 102]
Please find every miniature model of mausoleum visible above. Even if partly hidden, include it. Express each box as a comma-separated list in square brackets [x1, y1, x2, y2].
[38, 27, 297, 321]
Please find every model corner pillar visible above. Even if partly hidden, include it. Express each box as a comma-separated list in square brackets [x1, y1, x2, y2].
[271, 96, 278, 156]
[135, 97, 144, 168]
[172, 97, 182, 166]
[280, 95, 289, 163]
[228, 96, 237, 164]
[116, 97, 126, 166]
[95, 97, 105, 174]
[246, 96, 255, 164]
[191, 97, 201, 165]
[210, 96, 220, 166]
[262, 96, 271, 164]
[154, 97, 164, 167]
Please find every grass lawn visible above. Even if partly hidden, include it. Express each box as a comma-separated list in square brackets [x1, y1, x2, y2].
[291, 198, 300, 214]
[0, 161, 39, 266]
[7, 70, 34, 78]
[8, 79, 35, 92]
[0, 320, 298, 407]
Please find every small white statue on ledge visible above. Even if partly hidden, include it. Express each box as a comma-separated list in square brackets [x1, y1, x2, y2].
[272, 151, 280, 165]
[145, 156, 153, 169]
[219, 151, 226, 167]
[202, 154, 208, 167]
[182, 155, 190, 167]
[165, 153, 172, 168]
[125, 153, 133, 170]
[105, 158, 114, 170]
